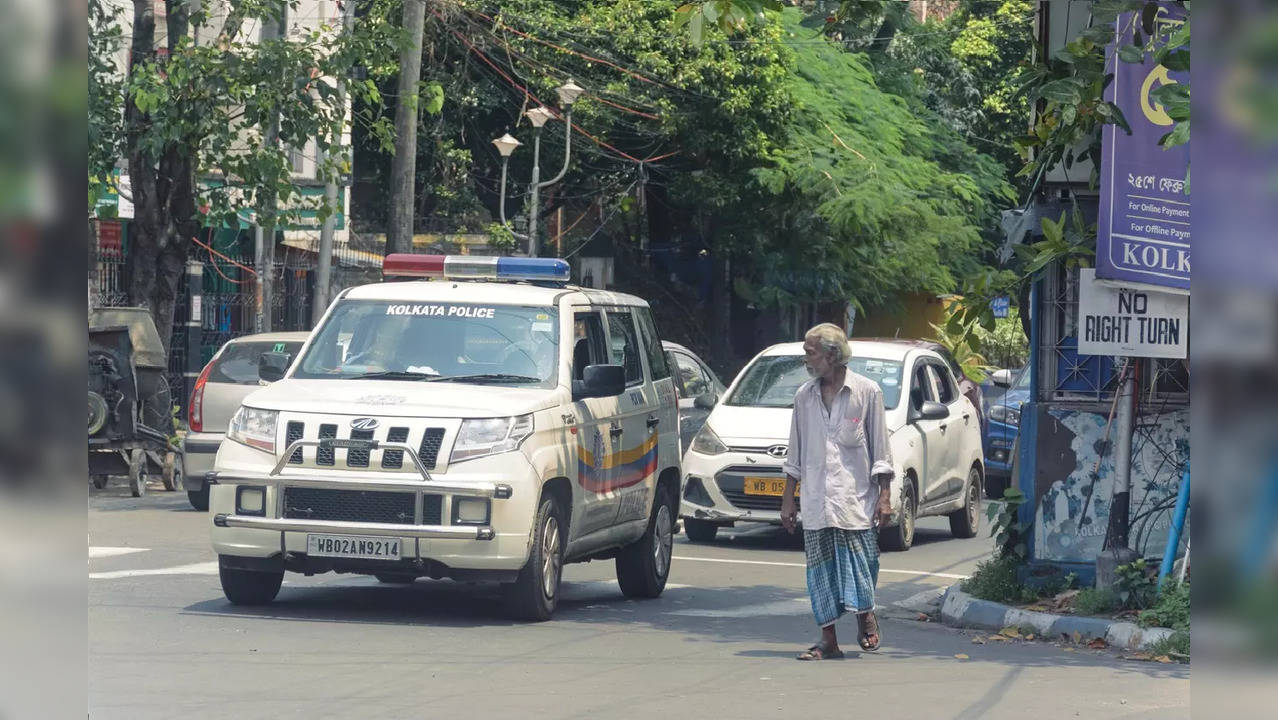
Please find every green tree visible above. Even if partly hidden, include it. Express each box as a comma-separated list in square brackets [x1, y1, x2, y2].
[88, 0, 400, 352]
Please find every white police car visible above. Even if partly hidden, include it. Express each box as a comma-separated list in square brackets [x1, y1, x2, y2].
[210, 255, 682, 620]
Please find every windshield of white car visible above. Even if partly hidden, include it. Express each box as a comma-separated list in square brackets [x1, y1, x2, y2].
[724, 355, 903, 409]
[293, 300, 559, 387]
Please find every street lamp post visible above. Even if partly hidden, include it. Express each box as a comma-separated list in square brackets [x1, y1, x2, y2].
[491, 79, 584, 257]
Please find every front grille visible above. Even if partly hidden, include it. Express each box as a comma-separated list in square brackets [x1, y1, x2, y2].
[284, 487, 415, 525]
[317, 424, 338, 465]
[347, 429, 374, 467]
[719, 490, 793, 512]
[381, 427, 410, 469]
[419, 428, 445, 467]
[286, 422, 304, 464]
[423, 494, 443, 525]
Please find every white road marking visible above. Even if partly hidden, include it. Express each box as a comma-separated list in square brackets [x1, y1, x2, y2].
[89, 546, 149, 559]
[89, 561, 218, 579]
[672, 555, 969, 580]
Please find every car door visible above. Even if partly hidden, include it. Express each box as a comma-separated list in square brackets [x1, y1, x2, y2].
[570, 309, 623, 537]
[605, 308, 660, 524]
[907, 358, 949, 504]
[926, 361, 970, 499]
[671, 350, 713, 453]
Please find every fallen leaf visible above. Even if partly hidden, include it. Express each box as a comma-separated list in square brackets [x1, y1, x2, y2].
[971, 637, 986, 645]
[1073, 632, 1083, 644]
[954, 653, 969, 660]
[1125, 653, 1153, 661]
[1154, 655, 1173, 663]
[1000, 626, 1023, 639]
[1088, 638, 1109, 650]
[915, 612, 931, 622]
[988, 635, 1008, 642]
[1025, 634, 1036, 641]
[1063, 647, 1076, 652]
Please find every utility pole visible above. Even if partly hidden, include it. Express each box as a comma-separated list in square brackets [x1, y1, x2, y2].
[387, 0, 426, 255]
[314, 0, 354, 327]
[255, 4, 286, 332]
[1098, 359, 1140, 588]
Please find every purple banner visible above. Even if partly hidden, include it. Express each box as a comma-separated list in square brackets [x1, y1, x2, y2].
[1096, 3, 1190, 290]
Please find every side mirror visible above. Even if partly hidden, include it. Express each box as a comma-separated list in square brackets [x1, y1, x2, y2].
[573, 364, 625, 400]
[911, 400, 950, 423]
[259, 351, 292, 383]
[693, 392, 718, 411]
[990, 369, 1013, 388]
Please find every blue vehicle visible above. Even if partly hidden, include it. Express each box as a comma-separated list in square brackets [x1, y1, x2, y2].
[982, 366, 1028, 498]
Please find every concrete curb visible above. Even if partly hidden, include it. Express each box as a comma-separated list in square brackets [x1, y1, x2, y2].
[939, 585, 1179, 652]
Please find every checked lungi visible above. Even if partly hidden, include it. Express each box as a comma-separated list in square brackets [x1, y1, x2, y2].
[803, 526, 880, 627]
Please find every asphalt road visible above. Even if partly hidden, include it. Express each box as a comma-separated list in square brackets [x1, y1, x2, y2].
[89, 481, 1188, 719]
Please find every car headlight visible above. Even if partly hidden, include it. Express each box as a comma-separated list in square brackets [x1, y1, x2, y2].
[227, 407, 278, 453]
[989, 405, 1021, 427]
[450, 414, 534, 463]
[690, 424, 727, 455]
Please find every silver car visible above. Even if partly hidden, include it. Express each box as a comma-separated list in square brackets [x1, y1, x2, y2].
[182, 332, 309, 510]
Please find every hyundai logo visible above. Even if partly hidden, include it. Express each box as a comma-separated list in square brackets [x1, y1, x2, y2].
[350, 417, 380, 431]
[766, 445, 788, 458]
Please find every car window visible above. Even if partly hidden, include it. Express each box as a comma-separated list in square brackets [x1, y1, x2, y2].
[909, 362, 937, 412]
[293, 300, 559, 387]
[605, 310, 644, 386]
[209, 340, 304, 385]
[572, 311, 608, 381]
[634, 308, 670, 380]
[727, 354, 904, 409]
[673, 351, 711, 398]
[929, 363, 959, 404]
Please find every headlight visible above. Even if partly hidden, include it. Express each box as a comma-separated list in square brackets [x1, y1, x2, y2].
[690, 424, 727, 455]
[450, 414, 534, 463]
[227, 407, 278, 453]
[990, 405, 1021, 427]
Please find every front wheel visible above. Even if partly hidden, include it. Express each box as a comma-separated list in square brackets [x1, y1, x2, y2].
[506, 494, 565, 621]
[187, 483, 209, 512]
[616, 486, 676, 599]
[128, 449, 147, 498]
[219, 558, 283, 605]
[949, 468, 982, 539]
[880, 479, 916, 552]
[683, 518, 719, 543]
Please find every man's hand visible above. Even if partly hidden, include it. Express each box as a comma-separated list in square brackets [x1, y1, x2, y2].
[875, 487, 893, 528]
[781, 495, 798, 534]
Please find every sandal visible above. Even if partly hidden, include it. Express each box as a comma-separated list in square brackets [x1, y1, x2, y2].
[796, 643, 845, 661]
[857, 612, 881, 651]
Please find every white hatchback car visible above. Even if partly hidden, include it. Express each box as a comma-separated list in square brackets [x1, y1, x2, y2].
[680, 340, 985, 550]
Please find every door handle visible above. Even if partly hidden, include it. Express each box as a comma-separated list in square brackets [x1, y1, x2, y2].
[646, 416, 660, 429]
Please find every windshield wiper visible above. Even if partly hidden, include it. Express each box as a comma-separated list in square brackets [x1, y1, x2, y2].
[424, 373, 542, 384]
[351, 370, 441, 381]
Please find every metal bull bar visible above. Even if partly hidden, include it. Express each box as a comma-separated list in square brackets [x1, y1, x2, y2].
[210, 438, 513, 541]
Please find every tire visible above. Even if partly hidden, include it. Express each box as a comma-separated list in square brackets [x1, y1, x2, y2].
[88, 391, 108, 436]
[506, 493, 566, 621]
[219, 558, 283, 605]
[616, 485, 676, 599]
[162, 452, 181, 492]
[128, 449, 147, 498]
[880, 478, 916, 552]
[375, 574, 416, 584]
[949, 468, 982, 539]
[683, 518, 719, 544]
[187, 483, 209, 512]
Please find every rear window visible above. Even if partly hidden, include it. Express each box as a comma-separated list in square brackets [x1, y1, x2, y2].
[209, 340, 304, 385]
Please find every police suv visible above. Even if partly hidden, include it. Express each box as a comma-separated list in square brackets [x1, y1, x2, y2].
[209, 255, 682, 620]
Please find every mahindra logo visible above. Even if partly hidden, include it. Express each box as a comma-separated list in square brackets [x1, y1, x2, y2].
[350, 417, 380, 431]
[766, 445, 788, 458]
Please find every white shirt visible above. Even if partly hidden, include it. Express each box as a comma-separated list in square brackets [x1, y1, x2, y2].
[782, 370, 894, 531]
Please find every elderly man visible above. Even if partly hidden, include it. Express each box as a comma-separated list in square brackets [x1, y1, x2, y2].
[781, 323, 894, 660]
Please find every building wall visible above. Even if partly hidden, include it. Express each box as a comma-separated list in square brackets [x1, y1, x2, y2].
[852, 293, 950, 340]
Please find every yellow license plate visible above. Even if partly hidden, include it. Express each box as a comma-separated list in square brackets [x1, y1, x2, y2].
[743, 477, 794, 496]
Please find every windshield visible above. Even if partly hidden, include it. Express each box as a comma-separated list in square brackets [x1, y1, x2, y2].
[725, 355, 904, 409]
[293, 300, 559, 387]
[210, 340, 305, 385]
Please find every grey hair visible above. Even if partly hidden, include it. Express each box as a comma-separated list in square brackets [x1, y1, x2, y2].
[804, 323, 851, 364]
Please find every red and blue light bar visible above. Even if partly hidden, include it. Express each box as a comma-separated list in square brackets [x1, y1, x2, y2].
[383, 254, 571, 283]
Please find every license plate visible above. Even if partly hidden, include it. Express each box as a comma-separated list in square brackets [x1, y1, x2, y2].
[307, 534, 402, 560]
[743, 477, 795, 496]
